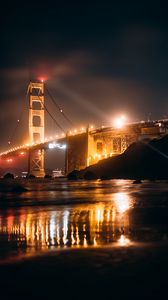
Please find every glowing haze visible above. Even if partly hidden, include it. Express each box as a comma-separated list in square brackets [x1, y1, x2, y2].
[1, 1, 168, 154]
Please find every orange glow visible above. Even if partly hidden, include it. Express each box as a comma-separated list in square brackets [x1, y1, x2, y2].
[7, 158, 13, 163]
[0, 201, 133, 259]
[38, 76, 47, 83]
[20, 152, 24, 156]
[113, 115, 126, 129]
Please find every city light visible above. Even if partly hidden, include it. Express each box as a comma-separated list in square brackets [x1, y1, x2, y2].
[49, 143, 66, 149]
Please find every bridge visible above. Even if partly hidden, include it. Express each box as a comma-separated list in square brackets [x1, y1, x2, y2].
[1, 81, 168, 177]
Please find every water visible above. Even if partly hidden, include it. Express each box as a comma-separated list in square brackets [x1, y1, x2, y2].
[0, 179, 168, 263]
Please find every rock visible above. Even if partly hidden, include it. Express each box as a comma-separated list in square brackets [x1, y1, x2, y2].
[3, 173, 14, 179]
[82, 135, 168, 180]
[67, 170, 80, 180]
[84, 171, 98, 180]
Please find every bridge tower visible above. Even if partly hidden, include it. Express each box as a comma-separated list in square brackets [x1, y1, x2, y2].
[28, 81, 45, 177]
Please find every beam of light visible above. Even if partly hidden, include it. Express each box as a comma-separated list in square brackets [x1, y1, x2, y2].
[141, 139, 168, 160]
[52, 81, 110, 122]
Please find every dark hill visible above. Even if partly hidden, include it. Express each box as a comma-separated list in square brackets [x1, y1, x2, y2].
[83, 135, 168, 180]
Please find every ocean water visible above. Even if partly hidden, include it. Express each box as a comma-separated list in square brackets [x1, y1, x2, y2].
[0, 179, 168, 262]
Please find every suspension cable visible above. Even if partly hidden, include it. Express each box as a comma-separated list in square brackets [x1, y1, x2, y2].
[45, 85, 74, 127]
[34, 87, 66, 134]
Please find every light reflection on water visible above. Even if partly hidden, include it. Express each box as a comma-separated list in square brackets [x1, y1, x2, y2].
[0, 192, 133, 259]
[1, 179, 168, 261]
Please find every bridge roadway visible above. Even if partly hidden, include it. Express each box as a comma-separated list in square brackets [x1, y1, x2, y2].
[0, 137, 67, 158]
[1, 119, 168, 174]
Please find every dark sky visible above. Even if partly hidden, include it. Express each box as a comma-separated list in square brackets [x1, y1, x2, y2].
[1, 0, 168, 152]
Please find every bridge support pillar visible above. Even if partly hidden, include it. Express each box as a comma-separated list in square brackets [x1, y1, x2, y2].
[28, 148, 45, 178]
[28, 81, 45, 177]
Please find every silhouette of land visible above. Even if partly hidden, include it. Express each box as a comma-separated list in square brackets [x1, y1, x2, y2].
[79, 135, 168, 180]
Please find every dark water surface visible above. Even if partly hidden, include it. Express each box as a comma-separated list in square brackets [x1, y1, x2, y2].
[0, 179, 168, 263]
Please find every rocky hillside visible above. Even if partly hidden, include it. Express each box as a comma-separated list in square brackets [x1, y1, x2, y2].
[82, 135, 168, 180]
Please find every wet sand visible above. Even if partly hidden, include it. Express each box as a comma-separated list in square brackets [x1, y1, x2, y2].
[0, 242, 168, 300]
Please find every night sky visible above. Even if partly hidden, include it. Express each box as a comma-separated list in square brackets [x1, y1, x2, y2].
[1, 1, 168, 152]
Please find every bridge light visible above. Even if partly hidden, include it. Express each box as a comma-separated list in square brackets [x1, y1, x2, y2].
[49, 143, 55, 149]
[113, 115, 126, 129]
[38, 77, 45, 83]
[20, 152, 24, 156]
[7, 158, 13, 163]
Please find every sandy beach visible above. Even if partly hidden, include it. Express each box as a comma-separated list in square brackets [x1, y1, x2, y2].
[0, 242, 168, 300]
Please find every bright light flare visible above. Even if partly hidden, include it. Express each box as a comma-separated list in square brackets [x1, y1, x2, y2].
[113, 115, 126, 129]
[38, 76, 47, 83]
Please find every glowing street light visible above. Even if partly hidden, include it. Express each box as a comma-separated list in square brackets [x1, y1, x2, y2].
[113, 115, 126, 129]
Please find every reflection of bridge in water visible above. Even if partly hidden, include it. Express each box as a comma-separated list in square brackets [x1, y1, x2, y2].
[1, 81, 168, 176]
[0, 194, 132, 254]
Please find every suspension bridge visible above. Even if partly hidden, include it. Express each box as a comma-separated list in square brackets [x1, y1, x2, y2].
[1, 81, 168, 177]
